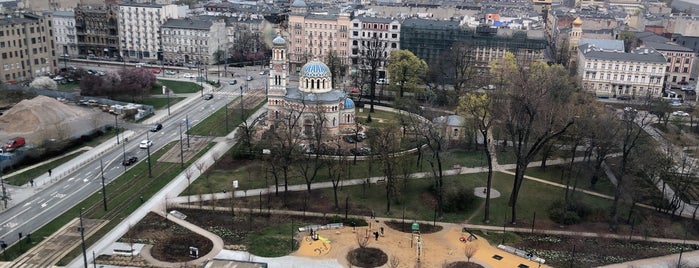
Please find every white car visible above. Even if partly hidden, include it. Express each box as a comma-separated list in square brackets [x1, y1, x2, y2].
[183, 73, 196, 78]
[165, 70, 176, 75]
[672, 111, 689, 117]
[139, 140, 153, 149]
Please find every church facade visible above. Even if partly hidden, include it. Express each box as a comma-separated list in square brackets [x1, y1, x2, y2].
[266, 35, 356, 140]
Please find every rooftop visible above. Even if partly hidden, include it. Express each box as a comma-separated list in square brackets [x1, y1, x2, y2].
[162, 18, 213, 30]
[579, 43, 666, 63]
[285, 88, 347, 103]
[580, 38, 624, 51]
[643, 41, 694, 52]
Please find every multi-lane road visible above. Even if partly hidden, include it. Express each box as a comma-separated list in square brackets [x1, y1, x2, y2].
[0, 63, 267, 251]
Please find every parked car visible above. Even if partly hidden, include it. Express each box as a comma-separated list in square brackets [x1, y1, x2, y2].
[672, 111, 689, 117]
[203, 94, 214, 100]
[229, 80, 237, 85]
[122, 156, 138, 166]
[164, 70, 176, 75]
[355, 132, 366, 142]
[259, 70, 267, 75]
[183, 73, 196, 78]
[139, 140, 153, 149]
[150, 123, 163, 132]
[343, 135, 356, 144]
[246, 76, 253, 81]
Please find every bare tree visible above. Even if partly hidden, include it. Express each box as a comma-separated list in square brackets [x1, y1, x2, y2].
[491, 53, 578, 224]
[184, 167, 193, 207]
[295, 104, 327, 193]
[356, 230, 370, 249]
[389, 255, 400, 268]
[367, 123, 401, 214]
[464, 242, 479, 262]
[355, 35, 389, 112]
[264, 102, 306, 206]
[327, 146, 347, 210]
[325, 50, 347, 88]
[610, 105, 653, 230]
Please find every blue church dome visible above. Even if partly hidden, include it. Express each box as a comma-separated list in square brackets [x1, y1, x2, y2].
[301, 60, 331, 78]
[272, 35, 286, 45]
[343, 98, 355, 109]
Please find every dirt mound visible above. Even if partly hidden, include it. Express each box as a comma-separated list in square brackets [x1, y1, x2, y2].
[0, 95, 112, 143]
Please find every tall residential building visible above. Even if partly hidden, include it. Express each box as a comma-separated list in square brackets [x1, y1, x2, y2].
[118, 2, 186, 61]
[161, 18, 226, 65]
[577, 43, 667, 98]
[349, 16, 401, 79]
[75, 3, 119, 58]
[50, 10, 77, 57]
[641, 41, 695, 86]
[287, 0, 351, 74]
[0, 13, 57, 83]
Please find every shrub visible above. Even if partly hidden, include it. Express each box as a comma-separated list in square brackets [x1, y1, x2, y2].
[427, 185, 476, 213]
[548, 199, 591, 225]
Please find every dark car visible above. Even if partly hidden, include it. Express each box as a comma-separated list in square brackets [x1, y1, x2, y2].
[229, 80, 237, 85]
[122, 156, 138, 166]
[203, 94, 214, 100]
[150, 123, 163, 132]
[343, 135, 356, 143]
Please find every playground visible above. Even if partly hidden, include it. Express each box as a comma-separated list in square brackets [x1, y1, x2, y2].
[294, 220, 548, 268]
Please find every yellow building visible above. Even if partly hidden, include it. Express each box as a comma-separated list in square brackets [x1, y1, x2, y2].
[0, 13, 57, 83]
[287, 0, 350, 75]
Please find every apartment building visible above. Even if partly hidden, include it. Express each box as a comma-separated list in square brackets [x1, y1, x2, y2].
[349, 16, 401, 79]
[641, 41, 695, 86]
[577, 43, 667, 98]
[161, 18, 226, 65]
[0, 13, 57, 83]
[287, 0, 351, 74]
[50, 10, 76, 57]
[118, 2, 186, 61]
[74, 3, 119, 58]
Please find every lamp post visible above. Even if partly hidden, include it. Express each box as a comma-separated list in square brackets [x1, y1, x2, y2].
[100, 160, 107, 211]
[121, 133, 127, 169]
[166, 89, 171, 116]
[179, 123, 184, 169]
[240, 85, 244, 121]
[146, 131, 152, 178]
[115, 114, 119, 144]
[79, 208, 88, 268]
[185, 115, 190, 148]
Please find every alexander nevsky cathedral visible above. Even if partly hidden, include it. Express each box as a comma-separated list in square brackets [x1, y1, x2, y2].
[265, 35, 356, 141]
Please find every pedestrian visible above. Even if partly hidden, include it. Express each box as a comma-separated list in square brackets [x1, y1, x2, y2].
[373, 231, 379, 241]
[380, 227, 384, 236]
[371, 210, 375, 219]
[48, 169, 52, 177]
[29, 179, 34, 187]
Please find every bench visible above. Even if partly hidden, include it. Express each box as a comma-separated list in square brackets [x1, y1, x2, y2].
[376, 178, 386, 184]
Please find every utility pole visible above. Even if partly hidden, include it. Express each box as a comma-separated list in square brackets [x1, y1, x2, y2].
[166, 88, 171, 116]
[121, 132, 127, 168]
[79, 208, 88, 268]
[225, 103, 229, 133]
[114, 114, 119, 144]
[0, 171, 8, 209]
[240, 85, 244, 121]
[185, 115, 190, 148]
[146, 131, 152, 178]
[100, 160, 107, 211]
[179, 123, 184, 169]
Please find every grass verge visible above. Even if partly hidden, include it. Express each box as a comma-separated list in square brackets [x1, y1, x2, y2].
[4, 151, 83, 186]
[187, 99, 265, 137]
[155, 79, 202, 94]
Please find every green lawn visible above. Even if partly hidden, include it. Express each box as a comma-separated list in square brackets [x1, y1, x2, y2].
[155, 79, 202, 94]
[57, 81, 80, 91]
[138, 96, 185, 110]
[187, 100, 265, 137]
[522, 164, 617, 197]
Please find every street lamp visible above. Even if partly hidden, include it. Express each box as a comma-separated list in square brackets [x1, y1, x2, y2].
[146, 131, 152, 178]
[115, 114, 119, 144]
[79, 208, 88, 268]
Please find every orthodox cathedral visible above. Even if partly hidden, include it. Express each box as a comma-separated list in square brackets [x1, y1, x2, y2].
[266, 35, 356, 140]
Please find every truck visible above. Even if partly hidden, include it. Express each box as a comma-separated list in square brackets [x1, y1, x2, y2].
[5, 137, 26, 151]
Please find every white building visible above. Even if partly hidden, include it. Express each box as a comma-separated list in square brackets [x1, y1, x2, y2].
[578, 43, 667, 99]
[349, 16, 401, 80]
[118, 2, 187, 61]
[161, 18, 226, 65]
[51, 10, 77, 57]
[640, 41, 695, 87]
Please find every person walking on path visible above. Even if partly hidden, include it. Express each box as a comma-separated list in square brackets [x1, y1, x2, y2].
[371, 210, 375, 219]
[48, 169, 52, 177]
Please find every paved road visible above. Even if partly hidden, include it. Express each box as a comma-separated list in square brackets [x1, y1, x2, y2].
[0, 77, 246, 250]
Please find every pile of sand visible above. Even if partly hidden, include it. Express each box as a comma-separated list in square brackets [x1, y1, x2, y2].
[0, 96, 112, 144]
